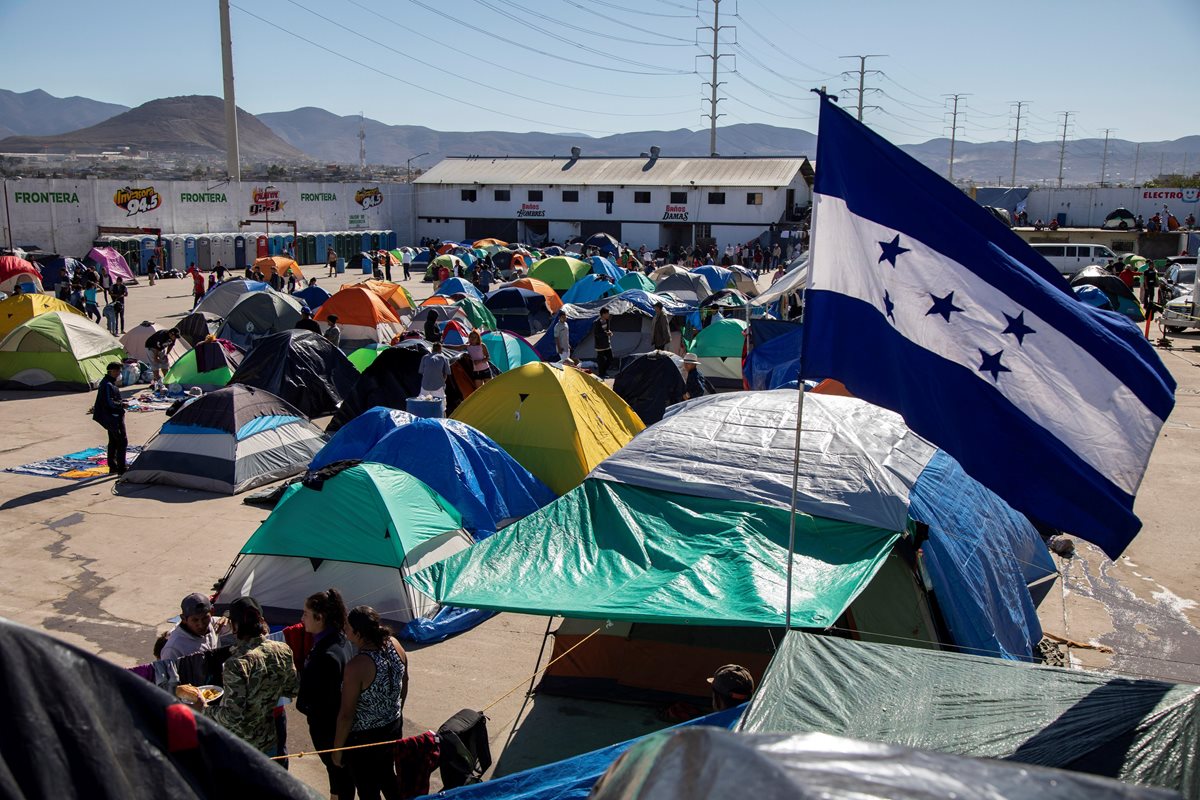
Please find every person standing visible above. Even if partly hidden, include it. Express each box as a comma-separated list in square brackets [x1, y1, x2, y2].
[215, 260, 227, 282]
[592, 307, 613, 379]
[651, 301, 671, 351]
[108, 277, 128, 334]
[417, 341, 452, 398]
[200, 596, 298, 759]
[298, 589, 356, 800]
[324, 315, 342, 349]
[554, 311, 571, 362]
[188, 264, 205, 309]
[476, 264, 493, 295]
[401, 249, 412, 281]
[92, 362, 129, 475]
[83, 280, 101, 323]
[466, 329, 491, 389]
[327, 247, 339, 278]
[381, 252, 392, 282]
[146, 255, 158, 286]
[333, 606, 409, 800]
[682, 352, 713, 400]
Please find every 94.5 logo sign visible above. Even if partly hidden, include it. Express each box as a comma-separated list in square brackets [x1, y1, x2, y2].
[114, 186, 163, 216]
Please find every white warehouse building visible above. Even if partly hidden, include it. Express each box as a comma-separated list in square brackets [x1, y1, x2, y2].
[412, 152, 812, 251]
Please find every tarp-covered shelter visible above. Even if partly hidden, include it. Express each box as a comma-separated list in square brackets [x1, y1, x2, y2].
[692, 264, 731, 292]
[450, 362, 644, 494]
[195, 279, 269, 318]
[0, 311, 126, 390]
[1071, 265, 1145, 321]
[313, 286, 404, 347]
[30, 254, 83, 290]
[481, 330, 540, 373]
[216, 462, 473, 629]
[0, 293, 82, 340]
[230, 330, 357, 418]
[177, 311, 223, 347]
[529, 256, 590, 291]
[85, 246, 135, 284]
[121, 385, 326, 494]
[587, 256, 624, 281]
[688, 317, 747, 387]
[162, 338, 244, 391]
[743, 319, 803, 390]
[612, 350, 684, 425]
[120, 321, 189, 366]
[216, 291, 304, 350]
[561, 274, 621, 305]
[0, 254, 44, 294]
[484, 287, 551, 335]
[737, 631, 1200, 798]
[0, 618, 323, 800]
[533, 291, 688, 363]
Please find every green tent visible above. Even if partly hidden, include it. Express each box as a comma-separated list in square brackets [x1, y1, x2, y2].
[739, 631, 1200, 798]
[408, 478, 898, 628]
[617, 271, 656, 292]
[162, 347, 237, 390]
[217, 462, 472, 627]
[688, 317, 748, 384]
[481, 330, 540, 373]
[452, 296, 498, 331]
[348, 343, 389, 372]
[528, 256, 590, 291]
[0, 311, 126, 391]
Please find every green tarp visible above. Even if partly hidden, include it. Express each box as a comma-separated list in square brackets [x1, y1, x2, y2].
[738, 631, 1200, 798]
[407, 479, 899, 627]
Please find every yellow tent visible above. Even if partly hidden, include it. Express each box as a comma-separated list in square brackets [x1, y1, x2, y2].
[0, 294, 83, 340]
[451, 362, 644, 494]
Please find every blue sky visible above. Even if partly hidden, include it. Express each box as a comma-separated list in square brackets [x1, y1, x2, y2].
[2, 0, 1198, 145]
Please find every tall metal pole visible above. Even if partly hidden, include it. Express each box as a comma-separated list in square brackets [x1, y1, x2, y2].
[218, 0, 241, 182]
[3, 179, 13, 251]
[945, 93, 966, 182]
[709, 0, 720, 157]
[1133, 142, 1141, 185]
[1099, 128, 1114, 187]
[1056, 111, 1072, 189]
[1010, 101, 1027, 187]
[839, 55, 885, 122]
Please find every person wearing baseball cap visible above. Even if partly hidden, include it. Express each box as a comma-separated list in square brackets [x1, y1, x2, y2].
[707, 664, 755, 711]
[158, 592, 231, 661]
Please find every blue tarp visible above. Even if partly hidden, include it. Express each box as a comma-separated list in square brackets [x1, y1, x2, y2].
[398, 605, 497, 644]
[429, 705, 744, 800]
[693, 264, 732, 291]
[742, 326, 803, 390]
[293, 285, 331, 310]
[908, 450, 1056, 661]
[586, 256, 623, 281]
[310, 407, 414, 470]
[561, 275, 620, 305]
[436, 277, 484, 300]
[533, 289, 691, 360]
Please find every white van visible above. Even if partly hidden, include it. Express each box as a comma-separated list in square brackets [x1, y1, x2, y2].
[1029, 243, 1118, 277]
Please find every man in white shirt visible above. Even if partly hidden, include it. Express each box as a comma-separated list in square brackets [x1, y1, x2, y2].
[159, 592, 232, 661]
[402, 248, 413, 281]
[417, 341, 453, 398]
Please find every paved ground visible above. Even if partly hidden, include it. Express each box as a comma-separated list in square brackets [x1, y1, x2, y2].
[1, 266, 1199, 794]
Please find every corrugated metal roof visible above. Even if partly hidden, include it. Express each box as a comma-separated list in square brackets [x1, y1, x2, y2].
[414, 156, 808, 188]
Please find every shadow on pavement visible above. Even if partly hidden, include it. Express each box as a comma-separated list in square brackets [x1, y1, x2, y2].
[1, 475, 116, 511]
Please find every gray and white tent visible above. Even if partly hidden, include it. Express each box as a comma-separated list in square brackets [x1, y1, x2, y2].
[120, 385, 326, 494]
[217, 291, 304, 350]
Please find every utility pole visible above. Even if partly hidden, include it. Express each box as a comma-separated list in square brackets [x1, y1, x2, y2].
[1009, 101, 1027, 187]
[840, 55, 885, 121]
[218, 0, 241, 181]
[358, 112, 367, 174]
[1056, 111, 1073, 189]
[1133, 142, 1141, 185]
[945, 93, 967, 182]
[698, 0, 733, 157]
[1098, 128, 1114, 187]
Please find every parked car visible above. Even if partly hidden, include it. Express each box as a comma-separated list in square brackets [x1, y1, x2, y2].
[1029, 243, 1119, 278]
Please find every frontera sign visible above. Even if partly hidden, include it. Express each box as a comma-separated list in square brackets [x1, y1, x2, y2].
[517, 203, 545, 218]
[249, 186, 285, 215]
[662, 204, 689, 221]
[180, 192, 228, 203]
[355, 187, 383, 209]
[302, 192, 337, 202]
[113, 185, 162, 216]
[14, 191, 79, 204]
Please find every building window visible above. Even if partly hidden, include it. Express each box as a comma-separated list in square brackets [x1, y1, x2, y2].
[562, 190, 579, 202]
[494, 189, 511, 201]
[634, 191, 651, 204]
[670, 190, 688, 204]
[708, 192, 725, 205]
[597, 191, 614, 203]
[696, 223, 712, 239]
[528, 190, 543, 202]
[746, 192, 763, 205]
[461, 189, 477, 202]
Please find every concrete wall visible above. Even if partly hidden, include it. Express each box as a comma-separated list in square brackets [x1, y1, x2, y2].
[1023, 186, 1200, 227]
[2, 178, 415, 257]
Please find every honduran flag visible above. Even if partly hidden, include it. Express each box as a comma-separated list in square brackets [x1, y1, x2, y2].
[800, 93, 1175, 559]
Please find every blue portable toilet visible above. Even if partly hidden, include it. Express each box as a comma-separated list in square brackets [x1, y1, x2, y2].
[184, 236, 198, 270]
[360, 233, 372, 252]
[234, 236, 247, 269]
[270, 235, 283, 256]
[303, 234, 316, 265]
[139, 237, 157, 275]
[385, 231, 397, 249]
[283, 234, 294, 258]
[370, 232, 381, 250]
[316, 233, 328, 261]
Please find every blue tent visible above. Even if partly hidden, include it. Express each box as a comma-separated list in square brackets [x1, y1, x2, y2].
[412, 249, 433, 265]
[437, 706, 743, 800]
[1073, 285, 1111, 309]
[292, 284, 331, 311]
[743, 319, 804, 390]
[310, 407, 413, 470]
[484, 287, 551, 335]
[693, 264, 732, 291]
[586, 256, 623, 281]
[36, 256, 85, 289]
[561, 275, 621, 305]
[436, 277, 484, 300]
[584, 232, 620, 257]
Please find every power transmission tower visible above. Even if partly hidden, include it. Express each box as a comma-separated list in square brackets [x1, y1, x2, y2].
[1098, 128, 1115, 187]
[1009, 101, 1028, 186]
[218, 0, 241, 181]
[840, 54, 884, 121]
[944, 93, 967, 182]
[698, 0, 734, 158]
[1133, 141, 1141, 185]
[1055, 111, 1073, 189]
[358, 112, 367, 173]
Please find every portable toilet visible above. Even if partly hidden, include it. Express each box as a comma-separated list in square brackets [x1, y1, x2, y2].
[315, 233, 328, 262]
[333, 233, 346, 260]
[215, 235, 235, 269]
[360, 232, 372, 252]
[255, 235, 269, 259]
[197, 236, 212, 270]
[170, 236, 186, 271]
[267, 235, 281, 256]
[282, 234, 294, 259]
[138, 237, 157, 274]
[181, 236, 197, 270]
[369, 232, 381, 250]
[234, 235, 247, 269]
[385, 231, 396, 249]
[303, 234, 316, 265]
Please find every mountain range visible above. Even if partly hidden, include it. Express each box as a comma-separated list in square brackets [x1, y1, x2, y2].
[2, 89, 1197, 186]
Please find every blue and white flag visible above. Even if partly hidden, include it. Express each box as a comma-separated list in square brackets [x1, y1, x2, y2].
[800, 94, 1175, 558]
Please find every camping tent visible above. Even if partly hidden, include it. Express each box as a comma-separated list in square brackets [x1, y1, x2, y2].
[737, 630, 1200, 797]
[292, 284, 331, 311]
[452, 296, 498, 331]
[253, 256, 302, 279]
[120, 321, 189, 366]
[0, 312, 126, 390]
[195, 279, 270, 318]
[616, 271, 655, 292]
[434, 277, 484, 301]
[121, 385, 326, 494]
[450, 362, 644, 494]
[216, 291, 304, 349]
[1071, 266, 1145, 321]
[561, 274, 621, 305]
[162, 338, 244, 390]
[533, 291, 688, 363]
[85, 247, 135, 284]
[742, 318, 803, 390]
[431, 254, 466, 277]
[0, 293, 82, 340]
[529, 256, 590, 291]
[688, 317, 747, 386]
[30, 254, 83, 290]
[484, 287, 552, 335]
[655, 272, 712, 304]
[0, 254, 43, 294]
[352, 280, 415, 317]
[649, 264, 691, 282]
[505, 278, 564, 313]
[347, 343, 389, 372]
[481, 330, 540, 373]
[230, 330, 358, 418]
[586, 256, 624, 281]
[176, 311, 223, 346]
[1103, 207, 1138, 230]
[216, 462, 474, 628]
[0, 618, 321, 800]
[313, 416, 556, 539]
[692, 264, 731, 292]
[311, 406, 413, 467]
[313, 286, 404, 347]
[612, 351, 685, 425]
[584, 232, 620, 257]
[728, 265, 760, 297]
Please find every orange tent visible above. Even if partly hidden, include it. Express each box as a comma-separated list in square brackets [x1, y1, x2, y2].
[436, 242, 459, 255]
[373, 249, 400, 267]
[812, 378, 853, 397]
[353, 280, 414, 315]
[253, 256, 303, 279]
[473, 238, 508, 248]
[314, 286, 403, 344]
[507, 277, 563, 314]
[420, 295, 451, 307]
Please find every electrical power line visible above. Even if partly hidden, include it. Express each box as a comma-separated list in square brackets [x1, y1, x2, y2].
[841, 54, 885, 121]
